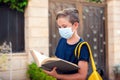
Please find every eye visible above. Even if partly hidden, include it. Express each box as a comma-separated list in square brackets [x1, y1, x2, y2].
[63, 26, 67, 28]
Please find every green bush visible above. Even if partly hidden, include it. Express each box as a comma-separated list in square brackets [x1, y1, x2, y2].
[0, 0, 28, 12]
[27, 62, 56, 80]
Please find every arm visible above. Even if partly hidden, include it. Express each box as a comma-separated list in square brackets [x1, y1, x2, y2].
[44, 60, 88, 80]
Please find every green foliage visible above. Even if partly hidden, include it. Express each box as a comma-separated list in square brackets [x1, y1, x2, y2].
[27, 62, 56, 80]
[87, 0, 102, 3]
[0, 0, 28, 12]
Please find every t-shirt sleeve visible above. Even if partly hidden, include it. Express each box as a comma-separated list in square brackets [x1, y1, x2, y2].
[78, 44, 90, 62]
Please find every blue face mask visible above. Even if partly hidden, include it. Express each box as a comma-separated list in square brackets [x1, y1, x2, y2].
[58, 27, 74, 39]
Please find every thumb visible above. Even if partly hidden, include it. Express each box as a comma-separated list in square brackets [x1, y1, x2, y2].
[43, 69, 50, 74]
[53, 67, 57, 71]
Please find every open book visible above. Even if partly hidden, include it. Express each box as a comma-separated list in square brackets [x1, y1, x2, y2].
[30, 50, 79, 74]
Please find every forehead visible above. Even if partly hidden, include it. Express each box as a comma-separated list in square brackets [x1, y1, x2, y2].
[56, 17, 71, 26]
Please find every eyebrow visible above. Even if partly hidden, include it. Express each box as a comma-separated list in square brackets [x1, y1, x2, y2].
[62, 24, 67, 26]
[57, 24, 67, 28]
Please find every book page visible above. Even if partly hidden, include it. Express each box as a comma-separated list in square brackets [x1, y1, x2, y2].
[30, 50, 49, 67]
[42, 57, 60, 65]
[60, 59, 78, 67]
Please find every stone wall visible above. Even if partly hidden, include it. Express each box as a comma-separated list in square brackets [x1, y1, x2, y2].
[0, 53, 28, 80]
[25, 0, 49, 56]
[107, 0, 120, 80]
[0, 0, 49, 80]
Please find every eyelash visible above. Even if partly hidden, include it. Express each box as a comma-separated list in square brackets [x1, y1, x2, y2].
[63, 26, 67, 28]
[58, 26, 67, 28]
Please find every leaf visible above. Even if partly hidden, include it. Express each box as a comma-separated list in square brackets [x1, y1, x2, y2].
[1, 0, 28, 12]
[16, 8, 23, 12]
[3, 0, 9, 3]
[10, 0, 16, 3]
[18, 3, 24, 8]
[27, 63, 56, 80]
[23, 1, 28, 6]
[0, 0, 2, 2]
[10, 3, 16, 9]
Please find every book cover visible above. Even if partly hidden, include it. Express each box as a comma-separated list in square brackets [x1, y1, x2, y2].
[30, 50, 79, 74]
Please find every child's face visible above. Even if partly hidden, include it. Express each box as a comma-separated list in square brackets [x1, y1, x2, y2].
[56, 17, 79, 39]
[56, 17, 74, 39]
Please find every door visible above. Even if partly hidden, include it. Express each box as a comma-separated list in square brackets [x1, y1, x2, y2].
[79, 3, 107, 79]
[49, 0, 107, 79]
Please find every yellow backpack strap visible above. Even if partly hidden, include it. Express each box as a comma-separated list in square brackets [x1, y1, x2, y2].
[74, 42, 97, 71]
[74, 42, 82, 58]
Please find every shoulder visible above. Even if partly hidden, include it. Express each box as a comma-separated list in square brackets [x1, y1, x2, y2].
[77, 39, 90, 62]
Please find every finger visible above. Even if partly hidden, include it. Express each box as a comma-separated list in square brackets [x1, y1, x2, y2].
[53, 67, 57, 71]
[43, 70, 50, 74]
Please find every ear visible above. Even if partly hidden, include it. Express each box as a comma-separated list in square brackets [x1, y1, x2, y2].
[73, 22, 79, 29]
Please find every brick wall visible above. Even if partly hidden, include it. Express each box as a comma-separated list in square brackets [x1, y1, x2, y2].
[25, 0, 49, 56]
[0, 53, 28, 80]
[107, 0, 120, 80]
[0, 0, 49, 80]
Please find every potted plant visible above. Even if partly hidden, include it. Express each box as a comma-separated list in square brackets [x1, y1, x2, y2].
[113, 64, 120, 80]
[27, 62, 56, 80]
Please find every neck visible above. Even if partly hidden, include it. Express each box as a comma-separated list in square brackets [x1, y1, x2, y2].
[67, 32, 80, 45]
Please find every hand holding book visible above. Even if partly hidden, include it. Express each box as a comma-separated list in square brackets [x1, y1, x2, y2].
[30, 50, 79, 74]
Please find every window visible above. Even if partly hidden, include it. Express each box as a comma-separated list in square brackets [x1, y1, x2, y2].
[0, 6, 24, 52]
